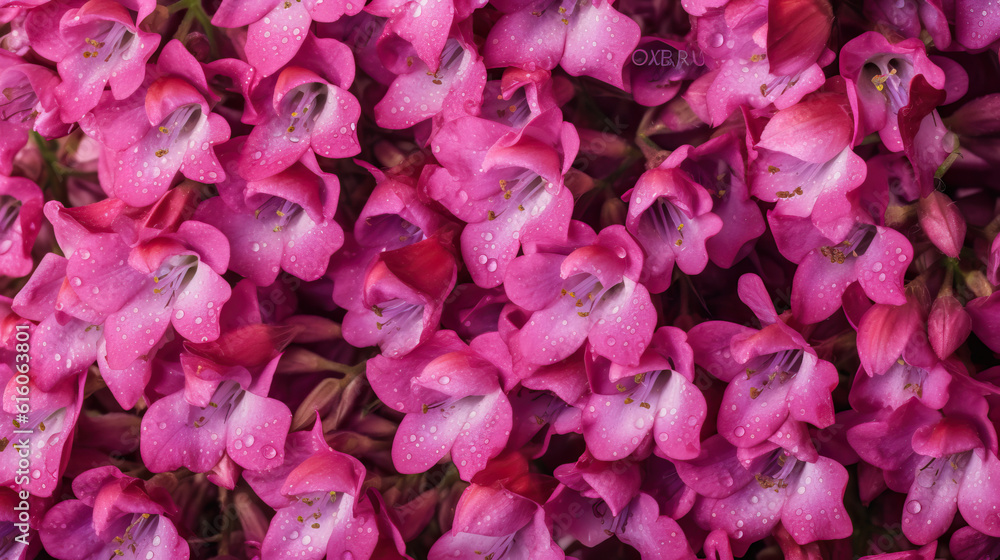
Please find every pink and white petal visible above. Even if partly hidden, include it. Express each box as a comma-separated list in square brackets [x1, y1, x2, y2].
[518, 296, 591, 365]
[957, 450, 1000, 537]
[790, 249, 858, 325]
[170, 265, 232, 344]
[245, 1, 313, 77]
[212, 0, 278, 27]
[392, 401, 469, 473]
[718, 374, 792, 448]
[484, 9, 566, 72]
[902, 458, 962, 545]
[129, 515, 189, 560]
[104, 290, 173, 370]
[452, 392, 513, 480]
[503, 253, 566, 310]
[561, 1, 640, 89]
[261, 502, 335, 560]
[855, 227, 912, 306]
[226, 391, 292, 472]
[309, 85, 362, 159]
[588, 279, 656, 366]
[139, 390, 226, 473]
[653, 374, 706, 460]
[583, 390, 655, 461]
[781, 458, 852, 544]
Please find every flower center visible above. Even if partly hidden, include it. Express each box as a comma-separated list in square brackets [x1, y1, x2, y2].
[0, 196, 21, 232]
[641, 197, 688, 247]
[863, 57, 912, 113]
[192, 380, 243, 428]
[754, 450, 801, 491]
[371, 298, 423, 332]
[81, 22, 134, 63]
[559, 273, 614, 318]
[476, 533, 516, 560]
[153, 104, 202, 159]
[255, 196, 303, 232]
[0, 82, 38, 123]
[152, 254, 199, 302]
[108, 512, 157, 557]
[487, 171, 549, 222]
[818, 224, 876, 264]
[746, 349, 803, 400]
[282, 83, 327, 143]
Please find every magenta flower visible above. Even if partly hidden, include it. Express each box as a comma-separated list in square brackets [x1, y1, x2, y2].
[139, 355, 292, 475]
[1, 364, 84, 497]
[374, 30, 487, 129]
[238, 66, 361, 181]
[748, 88, 868, 240]
[677, 436, 852, 554]
[685, 0, 827, 125]
[689, 274, 839, 447]
[547, 467, 695, 559]
[484, 0, 640, 89]
[0, 175, 43, 278]
[623, 149, 723, 293]
[39, 466, 189, 560]
[212, 0, 363, 77]
[425, 107, 579, 287]
[839, 32, 945, 151]
[0, 53, 68, 174]
[582, 326, 707, 461]
[260, 448, 378, 560]
[196, 144, 343, 286]
[341, 234, 458, 358]
[367, 330, 513, 479]
[27, 0, 160, 122]
[428, 483, 563, 560]
[58, 217, 232, 369]
[108, 77, 231, 207]
[505, 224, 656, 366]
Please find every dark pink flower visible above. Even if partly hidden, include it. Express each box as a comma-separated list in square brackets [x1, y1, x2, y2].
[259, 448, 378, 560]
[582, 326, 707, 461]
[483, 0, 641, 90]
[367, 330, 513, 479]
[39, 466, 189, 560]
[26, 0, 160, 122]
[505, 224, 655, 366]
[212, 0, 363, 77]
[839, 32, 945, 151]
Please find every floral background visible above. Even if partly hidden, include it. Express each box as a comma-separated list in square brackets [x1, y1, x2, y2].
[0, 0, 999, 558]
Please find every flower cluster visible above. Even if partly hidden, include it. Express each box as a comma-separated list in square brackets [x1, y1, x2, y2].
[0, 0, 999, 558]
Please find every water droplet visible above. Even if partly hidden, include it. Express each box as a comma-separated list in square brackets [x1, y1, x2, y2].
[158, 422, 167, 429]
[78, 249, 91, 260]
[439, 376, 450, 385]
[606, 337, 616, 346]
[734, 426, 746, 437]
[262, 445, 277, 459]
[687, 415, 698, 426]
[906, 500, 922, 514]
[245, 435, 255, 446]
[872, 262, 882, 272]
[71, 277, 82, 287]
[486, 259, 498, 272]
[711, 33, 725, 47]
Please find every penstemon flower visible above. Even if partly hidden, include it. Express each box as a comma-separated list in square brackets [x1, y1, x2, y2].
[2, 0, 999, 558]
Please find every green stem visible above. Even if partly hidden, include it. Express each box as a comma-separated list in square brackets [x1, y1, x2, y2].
[172, 0, 219, 59]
